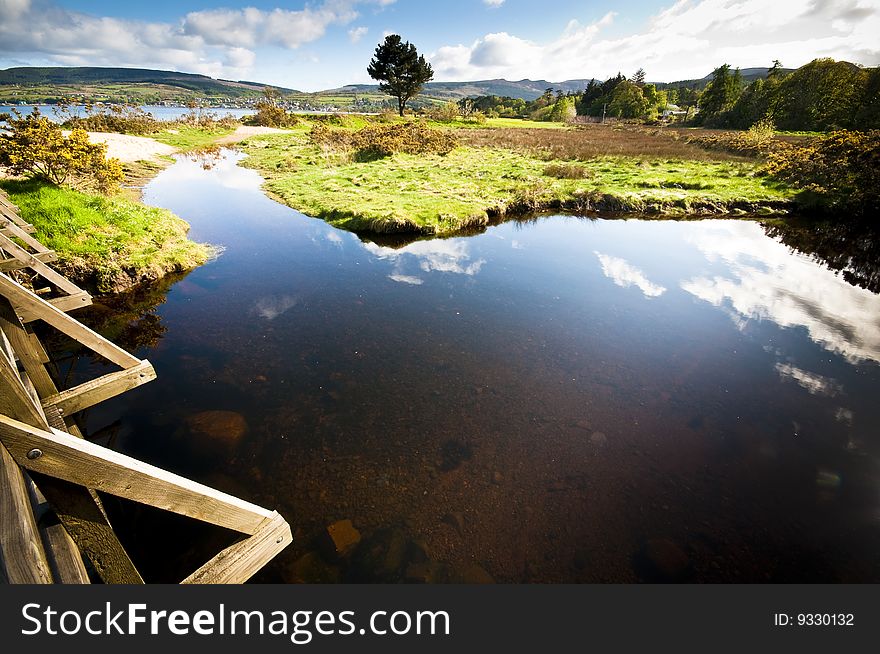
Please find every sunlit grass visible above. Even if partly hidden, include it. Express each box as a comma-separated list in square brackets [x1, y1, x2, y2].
[0, 180, 212, 293]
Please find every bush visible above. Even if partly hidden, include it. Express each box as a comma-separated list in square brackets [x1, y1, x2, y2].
[0, 109, 123, 193]
[686, 126, 790, 158]
[544, 163, 591, 179]
[309, 122, 458, 160]
[764, 129, 880, 217]
[246, 100, 298, 127]
[429, 102, 460, 123]
[64, 104, 160, 135]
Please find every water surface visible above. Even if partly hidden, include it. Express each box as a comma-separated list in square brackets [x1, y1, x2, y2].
[73, 151, 880, 583]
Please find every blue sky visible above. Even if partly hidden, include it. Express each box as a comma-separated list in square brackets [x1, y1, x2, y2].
[1, 0, 878, 91]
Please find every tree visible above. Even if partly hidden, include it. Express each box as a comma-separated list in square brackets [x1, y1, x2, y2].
[0, 109, 123, 193]
[697, 64, 742, 125]
[632, 68, 646, 87]
[367, 35, 434, 117]
[609, 80, 649, 119]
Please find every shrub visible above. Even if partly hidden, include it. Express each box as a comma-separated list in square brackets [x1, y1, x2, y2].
[685, 128, 790, 158]
[429, 102, 460, 123]
[544, 163, 591, 179]
[309, 122, 458, 160]
[0, 109, 123, 193]
[246, 100, 298, 127]
[63, 104, 160, 135]
[764, 129, 880, 217]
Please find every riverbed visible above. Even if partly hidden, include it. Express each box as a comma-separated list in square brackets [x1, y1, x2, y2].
[68, 150, 880, 583]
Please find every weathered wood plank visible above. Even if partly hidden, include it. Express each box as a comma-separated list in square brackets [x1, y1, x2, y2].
[42, 360, 156, 417]
[16, 291, 92, 323]
[0, 415, 274, 535]
[0, 233, 83, 297]
[40, 523, 90, 584]
[182, 512, 291, 584]
[0, 251, 57, 272]
[0, 308, 143, 583]
[0, 217, 52, 254]
[0, 207, 35, 234]
[24, 475, 90, 584]
[0, 274, 139, 369]
[0, 443, 54, 583]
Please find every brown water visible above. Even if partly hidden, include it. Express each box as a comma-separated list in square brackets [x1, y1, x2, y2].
[63, 151, 880, 583]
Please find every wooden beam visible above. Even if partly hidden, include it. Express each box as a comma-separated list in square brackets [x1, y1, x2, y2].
[0, 304, 143, 584]
[182, 512, 291, 584]
[0, 217, 53, 254]
[0, 251, 57, 272]
[0, 443, 54, 583]
[16, 291, 92, 323]
[0, 274, 139, 369]
[39, 523, 90, 584]
[0, 207, 35, 234]
[0, 233, 83, 297]
[42, 360, 156, 417]
[0, 414, 274, 535]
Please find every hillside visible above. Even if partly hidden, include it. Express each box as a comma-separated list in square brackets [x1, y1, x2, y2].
[336, 78, 595, 101]
[0, 67, 299, 104]
[654, 67, 796, 90]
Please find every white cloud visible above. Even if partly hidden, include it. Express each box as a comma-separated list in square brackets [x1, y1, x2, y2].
[388, 274, 424, 285]
[349, 26, 369, 43]
[0, 0, 389, 79]
[252, 295, 299, 320]
[775, 363, 842, 396]
[484, 0, 506, 7]
[595, 252, 666, 298]
[363, 239, 486, 277]
[680, 221, 880, 364]
[431, 0, 880, 82]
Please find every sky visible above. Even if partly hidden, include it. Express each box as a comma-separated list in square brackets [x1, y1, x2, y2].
[0, 0, 878, 91]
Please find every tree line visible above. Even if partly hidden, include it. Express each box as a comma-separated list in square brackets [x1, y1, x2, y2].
[457, 58, 878, 131]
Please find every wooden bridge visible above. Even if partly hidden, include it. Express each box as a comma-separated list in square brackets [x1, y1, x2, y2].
[0, 188, 291, 583]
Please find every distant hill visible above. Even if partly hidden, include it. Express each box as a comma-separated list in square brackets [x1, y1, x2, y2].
[653, 67, 796, 90]
[0, 66, 299, 98]
[335, 78, 595, 101]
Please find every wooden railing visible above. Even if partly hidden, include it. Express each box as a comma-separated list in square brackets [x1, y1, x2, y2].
[0, 189, 291, 584]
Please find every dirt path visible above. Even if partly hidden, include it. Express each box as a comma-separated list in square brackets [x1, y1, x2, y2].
[215, 125, 287, 145]
[84, 132, 177, 163]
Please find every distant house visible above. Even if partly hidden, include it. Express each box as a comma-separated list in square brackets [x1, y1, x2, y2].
[661, 103, 689, 120]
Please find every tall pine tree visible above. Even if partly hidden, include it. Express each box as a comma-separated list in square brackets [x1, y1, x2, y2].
[367, 35, 434, 117]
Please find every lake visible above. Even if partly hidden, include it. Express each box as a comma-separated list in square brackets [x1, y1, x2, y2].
[66, 150, 880, 583]
[0, 104, 255, 122]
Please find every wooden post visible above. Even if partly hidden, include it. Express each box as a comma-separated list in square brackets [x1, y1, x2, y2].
[0, 310, 143, 584]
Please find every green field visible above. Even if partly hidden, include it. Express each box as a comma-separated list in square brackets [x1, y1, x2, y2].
[1, 180, 213, 293]
[239, 121, 793, 235]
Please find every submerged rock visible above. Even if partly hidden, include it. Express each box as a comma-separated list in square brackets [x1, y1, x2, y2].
[324, 519, 362, 558]
[185, 410, 248, 443]
[285, 552, 341, 584]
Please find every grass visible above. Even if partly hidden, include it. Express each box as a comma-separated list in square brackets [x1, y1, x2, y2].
[240, 124, 793, 235]
[1, 180, 213, 294]
[152, 126, 235, 151]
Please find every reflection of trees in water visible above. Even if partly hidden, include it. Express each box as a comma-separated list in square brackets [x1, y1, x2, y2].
[185, 147, 223, 170]
[763, 219, 880, 294]
[37, 270, 189, 386]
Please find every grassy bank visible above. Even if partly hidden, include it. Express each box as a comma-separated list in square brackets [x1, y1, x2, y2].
[239, 122, 794, 235]
[1, 180, 212, 294]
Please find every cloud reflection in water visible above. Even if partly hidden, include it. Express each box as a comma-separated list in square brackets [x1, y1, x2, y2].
[682, 222, 880, 364]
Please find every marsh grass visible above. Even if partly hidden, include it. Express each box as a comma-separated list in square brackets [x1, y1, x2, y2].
[0, 179, 212, 293]
[457, 125, 741, 161]
[240, 128, 793, 235]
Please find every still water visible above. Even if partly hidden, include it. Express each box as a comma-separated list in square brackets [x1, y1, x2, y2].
[0, 104, 255, 122]
[71, 151, 880, 583]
